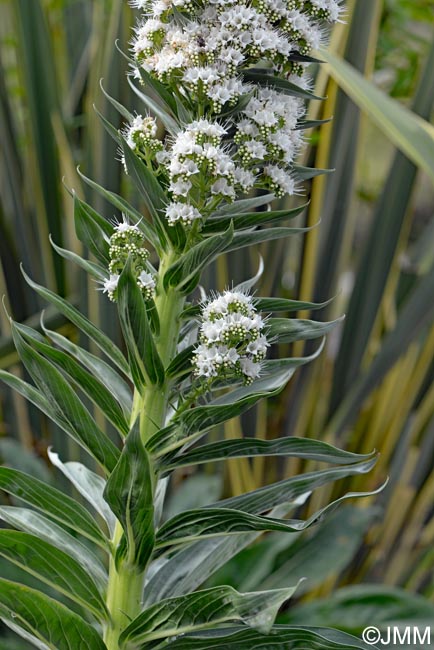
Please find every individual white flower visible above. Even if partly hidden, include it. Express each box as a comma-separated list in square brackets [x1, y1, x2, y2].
[164, 202, 202, 225]
[240, 358, 261, 380]
[264, 165, 296, 197]
[247, 335, 269, 358]
[137, 271, 156, 299]
[102, 274, 120, 302]
[211, 177, 235, 198]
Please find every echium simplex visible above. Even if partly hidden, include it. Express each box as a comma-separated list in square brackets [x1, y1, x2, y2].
[0, 1, 383, 649]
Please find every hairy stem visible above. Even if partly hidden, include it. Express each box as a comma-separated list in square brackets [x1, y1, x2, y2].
[104, 248, 185, 649]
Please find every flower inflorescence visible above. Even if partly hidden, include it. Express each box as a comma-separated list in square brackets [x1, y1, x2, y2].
[193, 290, 269, 384]
[103, 220, 156, 301]
[125, 0, 341, 225]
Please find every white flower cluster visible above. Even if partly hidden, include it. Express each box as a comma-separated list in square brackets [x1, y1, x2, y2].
[103, 220, 156, 301]
[127, 0, 341, 220]
[158, 119, 256, 225]
[132, 0, 342, 107]
[193, 290, 269, 384]
[123, 114, 163, 155]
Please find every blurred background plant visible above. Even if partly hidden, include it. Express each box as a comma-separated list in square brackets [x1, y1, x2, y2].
[0, 0, 433, 648]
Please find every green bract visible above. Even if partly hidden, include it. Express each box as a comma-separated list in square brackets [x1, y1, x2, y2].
[0, 0, 382, 649]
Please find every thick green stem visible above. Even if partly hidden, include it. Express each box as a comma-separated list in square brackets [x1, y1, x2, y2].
[104, 248, 185, 649]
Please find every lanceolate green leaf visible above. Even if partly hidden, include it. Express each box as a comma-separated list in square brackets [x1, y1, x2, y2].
[293, 165, 334, 180]
[77, 168, 159, 249]
[181, 296, 334, 320]
[254, 296, 334, 313]
[214, 458, 377, 515]
[121, 137, 171, 249]
[244, 69, 324, 101]
[41, 321, 132, 418]
[103, 421, 155, 569]
[0, 617, 50, 650]
[0, 369, 120, 478]
[163, 223, 234, 293]
[117, 259, 165, 389]
[166, 344, 194, 380]
[0, 467, 109, 551]
[0, 506, 107, 589]
[120, 585, 298, 647]
[148, 367, 296, 455]
[212, 193, 274, 216]
[0, 579, 107, 650]
[21, 269, 130, 376]
[157, 438, 375, 472]
[128, 76, 180, 136]
[203, 203, 307, 233]
[47, 450, 116, 536]
[49, 236, 107, 281]
[153, 345, 323, 456]
[73, 193, 112, 265]
[15, 322, 129, 436]
[267, 317, 343, 344]
[151, 625, 376, 649]
[11, 324, 120, 473]
[138, 66, 178, 115]
[155, 484, 381, 553]
[0, 531, 109, 621]
[143, 502, 308, 605]
[225, 225, 312, 253]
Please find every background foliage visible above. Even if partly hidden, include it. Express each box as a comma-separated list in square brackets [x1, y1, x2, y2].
[0, 0, 433, 647]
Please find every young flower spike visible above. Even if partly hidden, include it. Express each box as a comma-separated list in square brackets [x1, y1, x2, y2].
[105, 218, 157, 302]
[193, 290, 269, 384]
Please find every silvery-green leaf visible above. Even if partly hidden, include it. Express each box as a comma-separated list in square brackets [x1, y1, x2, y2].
[149, 344, 323, 457]
[73, 193, 111, 265]
[103, 421, 155, 569]
[48, 449, 116, 536]
[11, 323, 120, 473]
[15, 321, 129, 437]
[151, 624, 377, 649]
[225, 225, 313, 253]
[163, 223, 234, 294]
[0, 506, 107, 589]
[267, 317, 343, 343]
[155, 483, 383, 554]
[49, 235, 107, 280]
[0, 579, 107, 650]
[213, 458, 378, 515]
[77, 167, 159, 249]
[233, 255, 264, 293]
[254, 296, 334, 313]
[117, 259, 165, 390]
[157, 437, 375, 472]
[0, 531, 109, 621]
[143, 500, 309, 606]
[21, 268, 130, 376]
[204, 203, 306, 233]
[120, 584, 299, 648]
[128, 76, 180, 135]
[0, 467, 109, 551]
[121, 136, 171, 250]
[293, 165, 334, 180]
[1, 617, 50, 650]
[212, 194, 274, 216]
[41, 320, 132, 418]
[243, 69, 324, 100]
